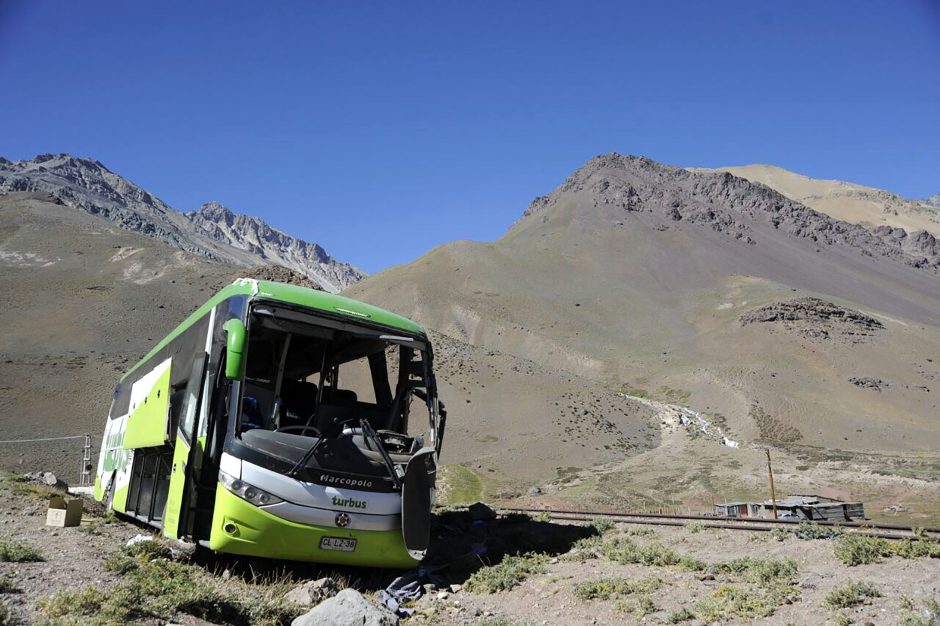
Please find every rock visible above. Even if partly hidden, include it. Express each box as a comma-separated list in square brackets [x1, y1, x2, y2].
[527, 486, 542, 496]
[291, 588, 398, 626]
[468, 502, 497, 521]
[650, 611, 669, 622]
[448, 584, 461, 593]
[22, 471, 67, 489]
[284, 577, 337, 605]
[126, 534, 153, 547]
[436, 591, 450, 600]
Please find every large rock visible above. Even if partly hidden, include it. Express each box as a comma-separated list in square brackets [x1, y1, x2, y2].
[284, 577, 337, 606]
[291, 588, 398, 626]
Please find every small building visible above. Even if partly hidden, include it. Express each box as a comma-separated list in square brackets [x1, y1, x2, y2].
[714, 494, 865, 521]
[713, 501, 762, 518]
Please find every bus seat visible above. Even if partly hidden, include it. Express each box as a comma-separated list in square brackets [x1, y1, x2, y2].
[279, 379, 318, 428]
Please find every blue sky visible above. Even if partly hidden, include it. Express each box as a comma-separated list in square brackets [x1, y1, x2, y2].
[2, 1, 938, 273]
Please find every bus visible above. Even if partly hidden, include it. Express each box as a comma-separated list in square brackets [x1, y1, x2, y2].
[94, 278, 446, 567]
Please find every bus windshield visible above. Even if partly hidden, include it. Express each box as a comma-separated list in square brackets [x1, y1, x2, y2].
[233, 303, 436, 487]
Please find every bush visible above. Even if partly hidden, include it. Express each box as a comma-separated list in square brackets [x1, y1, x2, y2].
[39, 553, 301, 626]
[714, 557, 798, 587]
[834, 535, 940, 566]
[0, 578, 16, 594]
[0, 539, 43, 563]
[591, 518, 615, 534]
[666, 606, 695, 623]
[824, 580, 882, 609]
[599, 536, 705, 571]
[615, 595, 656, 617]
[695, 586, 782, 621]
[574, 575, 662, 601]
[464, 553, 548, 594]
[0, 602, 15, 626]
[899, 597, 940, 626]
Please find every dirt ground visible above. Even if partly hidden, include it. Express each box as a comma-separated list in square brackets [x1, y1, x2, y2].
[2, 472, 937, 626]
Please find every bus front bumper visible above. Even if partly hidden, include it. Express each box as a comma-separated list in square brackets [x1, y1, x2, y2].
[208, 486, 418, 568]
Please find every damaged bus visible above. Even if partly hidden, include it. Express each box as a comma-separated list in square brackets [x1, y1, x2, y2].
[94, 278, 445, 567]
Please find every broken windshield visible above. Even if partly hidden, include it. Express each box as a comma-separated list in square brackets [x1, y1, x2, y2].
[232, 303, 436, 485]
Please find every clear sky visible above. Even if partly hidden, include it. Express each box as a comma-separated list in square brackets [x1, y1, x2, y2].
[2, 1, 939, 273]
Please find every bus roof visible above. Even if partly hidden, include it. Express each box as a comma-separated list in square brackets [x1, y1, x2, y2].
[120, 278, 426, 382]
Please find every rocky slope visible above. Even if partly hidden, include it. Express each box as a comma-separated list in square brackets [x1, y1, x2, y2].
[185, 201, 359, 293]
[699, 164, 940, 238]
[0, 154, 363, 291]
[347, 153, 940, 515]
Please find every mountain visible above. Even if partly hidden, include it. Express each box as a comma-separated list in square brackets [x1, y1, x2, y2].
[0, 154, 363, 291]
[347, 153, 940, 520]
[926, 193, 940, 209]
[185, 201, 360, 293]
[0, 191, 654, 490]
[698, 164, 940, 238]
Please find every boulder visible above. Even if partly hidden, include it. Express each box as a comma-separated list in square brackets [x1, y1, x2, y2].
[284, 577, 337, 606]
[291, 588, 398, 626]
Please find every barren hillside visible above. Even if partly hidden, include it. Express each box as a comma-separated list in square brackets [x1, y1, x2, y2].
[347, 154, 940, 521]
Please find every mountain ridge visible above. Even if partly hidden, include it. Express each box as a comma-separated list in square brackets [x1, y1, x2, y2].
[696, 163, 940, 239]
[0, 153, 363, 291]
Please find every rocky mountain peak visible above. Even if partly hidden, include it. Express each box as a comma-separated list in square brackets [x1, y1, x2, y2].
[0, 153, 364, 292]
[926, 193, 940, 208]
[519, 153, 940, 273]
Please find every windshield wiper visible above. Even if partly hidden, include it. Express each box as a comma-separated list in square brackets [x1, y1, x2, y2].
[288, 436, 326, 478]
[361, 418, 402, 489]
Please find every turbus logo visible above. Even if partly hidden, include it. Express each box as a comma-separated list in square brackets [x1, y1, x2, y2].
[332, 496, 367, 510]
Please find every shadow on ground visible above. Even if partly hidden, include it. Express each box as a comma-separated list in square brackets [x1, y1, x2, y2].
[195, 509, 597, 591]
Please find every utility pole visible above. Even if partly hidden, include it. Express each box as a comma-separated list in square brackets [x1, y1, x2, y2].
[765, 448, 778, 520]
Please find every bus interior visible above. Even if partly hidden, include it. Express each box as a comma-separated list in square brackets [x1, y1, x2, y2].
[236, 303, 438, 489]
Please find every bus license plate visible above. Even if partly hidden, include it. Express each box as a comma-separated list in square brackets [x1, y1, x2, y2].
[320, 537, 357, 552]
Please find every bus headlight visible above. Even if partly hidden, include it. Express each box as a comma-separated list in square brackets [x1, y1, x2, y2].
[219, 470, 283, 507]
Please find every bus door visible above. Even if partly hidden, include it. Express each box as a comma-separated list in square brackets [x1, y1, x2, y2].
[163, 354, 209, 540]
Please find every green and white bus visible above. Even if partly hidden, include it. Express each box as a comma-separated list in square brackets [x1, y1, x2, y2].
[94, 278, 446, 567]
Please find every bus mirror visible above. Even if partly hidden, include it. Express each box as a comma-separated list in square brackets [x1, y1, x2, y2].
[223, 319, 247, 380]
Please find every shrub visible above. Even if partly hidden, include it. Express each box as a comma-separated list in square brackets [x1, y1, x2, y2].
[39, 553, 301, 626]
[899, 597, 940, 626]
[834, 535, 940, 566]
[666, 606, 696, 623]
[0, 602, 15, 626]
[0, 577, 17, 594]
[591, 518, 615, 534]
[574, 575, 662, 601]
[824, 580, 882, 609]
[464, 553, 548, 594]
[685, 521, 705, 534]
[714, 557, 798, 587]
[615, 595, 657, 617]
[695, 586, 781, 621]
[599, 536, 705, 571]
[0, 539, 43, 563]
[834, 535, 892, 566]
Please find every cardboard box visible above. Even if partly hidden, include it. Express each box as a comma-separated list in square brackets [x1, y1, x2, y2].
[46, 496, 83, 527]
